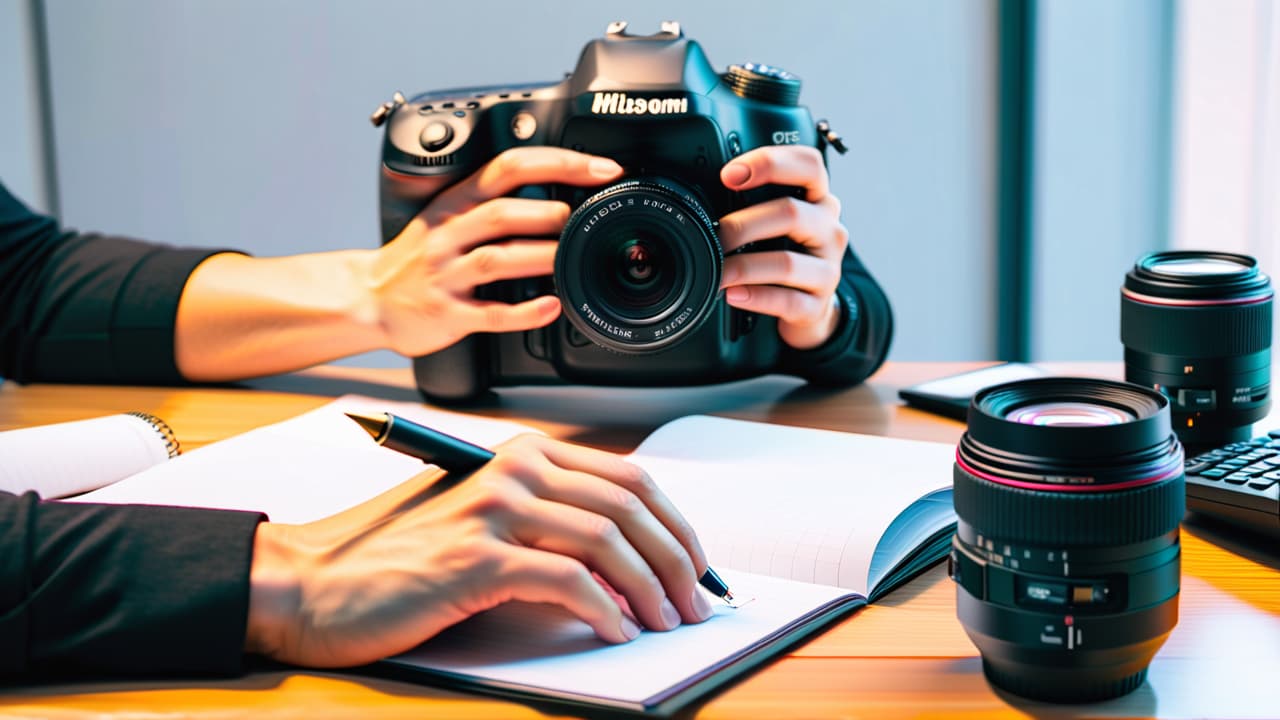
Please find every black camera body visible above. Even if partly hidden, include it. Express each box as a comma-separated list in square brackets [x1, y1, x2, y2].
[373, 21, 840, 403]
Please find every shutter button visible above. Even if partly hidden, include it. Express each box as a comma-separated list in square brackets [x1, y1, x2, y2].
[420, 122, 454, 152]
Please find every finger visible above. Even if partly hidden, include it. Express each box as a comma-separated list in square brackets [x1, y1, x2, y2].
[445, 240, 557, 289]
[724, 284, 829, 325]
[439, 198, 571, 255]
[721, 250, 841, 297]
[530, 438, 710, 577]
[497, 545, 639, 643]
[508, 448, 709, 625]
[721, 145, 829, 202]
[510, 498, 680, 631]
[718, 195, 845, 257]
[460, 296, 561, 334]
[435, 147, 624, 211]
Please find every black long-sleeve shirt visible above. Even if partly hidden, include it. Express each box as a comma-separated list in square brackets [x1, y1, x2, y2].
[1, 183, 263, 677]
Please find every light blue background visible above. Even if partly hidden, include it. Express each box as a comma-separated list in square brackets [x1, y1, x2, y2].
[0, 0, 1174, 366]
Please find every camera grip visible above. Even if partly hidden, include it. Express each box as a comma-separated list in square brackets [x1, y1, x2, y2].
[412, 336, 493, 404]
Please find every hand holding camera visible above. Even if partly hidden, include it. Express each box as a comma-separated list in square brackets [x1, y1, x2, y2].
[717, 145, 849, 351]
[368, 147, 624, 358]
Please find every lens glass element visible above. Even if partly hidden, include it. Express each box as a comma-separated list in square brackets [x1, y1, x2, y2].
[1146, 256, 1251, 278]
[555, 178, 722, 354]
[1006, 402, 1136, 427]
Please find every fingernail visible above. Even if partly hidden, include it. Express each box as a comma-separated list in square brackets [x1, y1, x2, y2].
[620, 616, 641, 641]
[691, 588, 714, 622]
[722, 162, 751, 187]
[725, 286, 749, 303]
[660, 598, 682, 629]
[589, 157, 623, 178]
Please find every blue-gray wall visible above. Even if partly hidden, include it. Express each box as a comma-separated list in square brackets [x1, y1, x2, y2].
[0, 0, 52, 214]
[2, 0, 1001, 367]
[1029, 0, 1174, 361]
[0, 1, 1187, 367]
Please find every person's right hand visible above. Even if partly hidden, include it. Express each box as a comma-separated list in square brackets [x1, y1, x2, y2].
[368, 147, 624, 358]
[243, 434, 714, 669]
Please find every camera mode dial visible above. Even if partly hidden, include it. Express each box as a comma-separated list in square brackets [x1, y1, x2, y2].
[725, 63, 801, 106]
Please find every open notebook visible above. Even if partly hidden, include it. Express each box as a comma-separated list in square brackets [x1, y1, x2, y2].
[78, 395, 956, 715]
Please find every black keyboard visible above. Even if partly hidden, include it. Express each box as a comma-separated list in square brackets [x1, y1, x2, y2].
[1183, 429, 1280, 539]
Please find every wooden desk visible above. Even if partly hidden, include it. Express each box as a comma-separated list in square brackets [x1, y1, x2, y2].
[1, 362, 1277, 719]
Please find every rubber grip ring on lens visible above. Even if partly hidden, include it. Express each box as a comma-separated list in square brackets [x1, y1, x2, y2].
[1120, 295, 1273, 357]
[952, 463, 1185, 547]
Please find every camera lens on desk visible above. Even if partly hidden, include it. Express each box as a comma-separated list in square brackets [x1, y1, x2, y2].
[555, 178, 722, 354]
[1120, 251, 1273, 450]
[950, 378, 1184, 702]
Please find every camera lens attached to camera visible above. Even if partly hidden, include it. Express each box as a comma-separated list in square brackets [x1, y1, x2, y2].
[555, 178, 721, 354]
[951, 377, 1184, 703]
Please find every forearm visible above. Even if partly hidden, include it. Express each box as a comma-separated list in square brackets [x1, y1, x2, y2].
[175, 250, 387, 382]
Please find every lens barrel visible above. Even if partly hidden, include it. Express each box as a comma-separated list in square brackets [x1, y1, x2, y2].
[1121, 251, 1273, 449]
[555, 178, 721, 354]
[951, 378, 1183, 702]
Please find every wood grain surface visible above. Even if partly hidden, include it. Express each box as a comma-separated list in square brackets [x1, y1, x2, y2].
[1, 362, 1276, 719]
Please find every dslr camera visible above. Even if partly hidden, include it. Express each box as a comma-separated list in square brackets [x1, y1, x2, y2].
[372, 21, 845, 402]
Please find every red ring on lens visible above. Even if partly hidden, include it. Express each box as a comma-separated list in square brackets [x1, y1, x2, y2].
[955, 449, 1182, 493]
[1121, 287, 1274, 307]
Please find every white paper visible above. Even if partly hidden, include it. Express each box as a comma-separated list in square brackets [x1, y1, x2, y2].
[627, 415, 956, 595]
[0, 414, 172, 499]
[390, 567, 852, 706]
[78, 396, 537, 522]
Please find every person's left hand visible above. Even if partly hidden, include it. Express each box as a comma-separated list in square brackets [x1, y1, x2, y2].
[717, 145, 849, 350]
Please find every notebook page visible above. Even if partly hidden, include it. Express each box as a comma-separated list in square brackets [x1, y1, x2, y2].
[627, 416, 955, 596]
[389, 567, 854, 707]
[77, 396, 538, 522]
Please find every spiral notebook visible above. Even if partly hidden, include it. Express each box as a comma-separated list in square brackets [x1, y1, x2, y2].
[77, 396, 957, 715]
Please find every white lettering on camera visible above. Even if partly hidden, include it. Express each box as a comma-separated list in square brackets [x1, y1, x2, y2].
[653, 307, 694, 338]
[581, 303, 633, 339]
[772, 130, 801, 145]
[592, 92, 688, 115]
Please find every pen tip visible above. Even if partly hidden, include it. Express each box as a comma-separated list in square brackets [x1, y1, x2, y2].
[344, 412, 389, 442]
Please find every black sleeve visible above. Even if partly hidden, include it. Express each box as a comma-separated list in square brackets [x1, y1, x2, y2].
[775, 243, 894, 386]
[0, 491, 264, 677]
[0, 183, 232, 384]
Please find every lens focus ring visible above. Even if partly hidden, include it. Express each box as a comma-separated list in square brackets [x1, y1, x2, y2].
[1121, 295, 1272, 357]
[953, 463, 1185, 547]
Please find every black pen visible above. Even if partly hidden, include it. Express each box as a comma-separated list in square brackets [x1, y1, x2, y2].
[345, 411, 736, 606]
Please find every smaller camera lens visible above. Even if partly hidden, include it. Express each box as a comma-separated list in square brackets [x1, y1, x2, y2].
[1120, 250, 1273, 449]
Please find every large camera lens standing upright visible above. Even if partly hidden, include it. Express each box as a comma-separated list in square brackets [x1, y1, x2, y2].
[951, 378, 1184, 702]
[1121, 251, 1273, 449]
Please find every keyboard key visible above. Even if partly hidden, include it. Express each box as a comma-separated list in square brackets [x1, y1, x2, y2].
[1225, 443, 1249, 452]
[1244, 463, 1273, 475]
[1219, 459, 1248, 468]
[1253, 448, 1278, 457]
[1198, 468, 1228, 479]
[1263, 469, 1280, 481]
[1269, 429, 1280, 439]
[1225, 472, 1252, 484]
[1248, 477, 1278, 490]
[1184, 461, 1215, 474]
[1264, 456, 1280, 467]
[1238, 452, 1264, 461]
